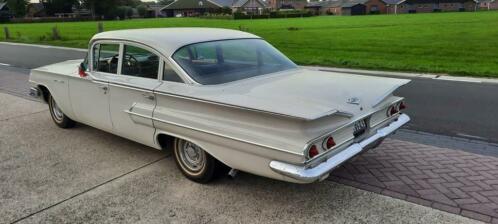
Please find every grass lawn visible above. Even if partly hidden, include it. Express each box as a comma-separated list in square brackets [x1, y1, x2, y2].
[1, 11, 498, 77]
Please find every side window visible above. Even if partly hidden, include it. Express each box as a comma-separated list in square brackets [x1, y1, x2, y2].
[93, 43, 120, 74]
[121, 45, 159, 79]
[163, 62, 183, 83]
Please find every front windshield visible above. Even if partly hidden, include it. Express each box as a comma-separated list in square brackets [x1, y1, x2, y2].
[172, 39, 297, 85]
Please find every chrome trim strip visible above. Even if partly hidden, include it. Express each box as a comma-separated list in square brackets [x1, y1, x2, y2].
[151, 115, 303, 156]
[154, 90, 348, 121]
[108, 81, 154, 93]
[270, 114, 410, 183]
[124, 110, 152, 119]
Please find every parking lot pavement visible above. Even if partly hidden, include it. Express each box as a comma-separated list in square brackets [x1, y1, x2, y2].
[0, 93, 479, 224]
[330, 139, 498, 223]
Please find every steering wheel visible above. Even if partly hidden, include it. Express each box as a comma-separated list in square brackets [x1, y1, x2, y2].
[123, 54, 141, 75]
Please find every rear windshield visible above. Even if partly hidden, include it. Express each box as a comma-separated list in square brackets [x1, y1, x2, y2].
[172, 39, 297, 85]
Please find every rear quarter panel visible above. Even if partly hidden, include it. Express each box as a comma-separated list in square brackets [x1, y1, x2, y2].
[29, 61, 81, 120]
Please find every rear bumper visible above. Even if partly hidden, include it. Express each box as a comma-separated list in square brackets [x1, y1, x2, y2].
[269, 114, 410, 183]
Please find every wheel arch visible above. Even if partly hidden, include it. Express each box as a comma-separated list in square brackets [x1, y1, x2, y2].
[155, 130, 229, 166]
[37, 85, 50, 103]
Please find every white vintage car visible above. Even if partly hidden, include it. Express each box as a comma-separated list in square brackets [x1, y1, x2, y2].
[29, 28, 410, 184]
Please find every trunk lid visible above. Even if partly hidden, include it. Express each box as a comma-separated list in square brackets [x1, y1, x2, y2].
[164, 69, 410, 121]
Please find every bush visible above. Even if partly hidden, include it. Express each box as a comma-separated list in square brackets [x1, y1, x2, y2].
[199, 14, 233, 19]
[233, 10, 312, 20]
[137, 5, 148, 18]
[115, 6, 133, 19]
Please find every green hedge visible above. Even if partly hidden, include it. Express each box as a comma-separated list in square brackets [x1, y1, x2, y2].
[233, 11, 313, 20]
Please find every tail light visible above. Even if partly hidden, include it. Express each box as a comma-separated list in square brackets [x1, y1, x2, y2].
[399, 101, 406, 110]
[308, 145, 319, 158]
[387, 105, 398, 117]
[325, 136, 336, 149]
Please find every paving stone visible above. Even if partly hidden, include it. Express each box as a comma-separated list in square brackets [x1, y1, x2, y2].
[461, 210, 492, 223]
[329, 138, 498, 223]
[432, 203, 461, 214]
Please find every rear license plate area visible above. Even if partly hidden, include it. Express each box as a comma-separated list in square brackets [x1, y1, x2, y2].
[353, 118, 369, 138]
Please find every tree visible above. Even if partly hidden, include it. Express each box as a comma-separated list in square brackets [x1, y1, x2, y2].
[41, 0, 79, 16]
[79, 0, 140, 19]
[115, 5, 132, 19]
[80, 0, 119, 19]
[6, 0, 28, 17]
[159, 0, 174, 5]
[136, 4, 147, 17]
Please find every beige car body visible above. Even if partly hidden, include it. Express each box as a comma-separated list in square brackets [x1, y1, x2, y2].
[29, 28, 410, 183]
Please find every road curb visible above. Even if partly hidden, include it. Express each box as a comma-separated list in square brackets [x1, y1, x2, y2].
[304, 66, 498, 85]
[0, 42, 87, 52]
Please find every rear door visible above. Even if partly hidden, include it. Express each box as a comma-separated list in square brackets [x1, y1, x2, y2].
[107, 43, 163, 148]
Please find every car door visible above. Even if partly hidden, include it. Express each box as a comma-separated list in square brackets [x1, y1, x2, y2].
[107, 43, 163, 148]
[69, 42, 118, 132]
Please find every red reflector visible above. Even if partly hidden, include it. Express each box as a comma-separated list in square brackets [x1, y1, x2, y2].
[389, 106, 398, 116]
[78, 66, 87, 77]
[326, 137, 336, 149]
[399, 102, 406, 110]
[308, 145, 319, 158]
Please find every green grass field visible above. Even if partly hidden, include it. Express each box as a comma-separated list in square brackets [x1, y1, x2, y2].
[2, 11, 498, 77]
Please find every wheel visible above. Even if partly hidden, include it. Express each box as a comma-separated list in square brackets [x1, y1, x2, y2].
[173, 138, 217, 183]
[48, 94, 76, 129]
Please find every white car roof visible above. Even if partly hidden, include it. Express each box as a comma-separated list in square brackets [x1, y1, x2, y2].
[91, 28, 260, 56]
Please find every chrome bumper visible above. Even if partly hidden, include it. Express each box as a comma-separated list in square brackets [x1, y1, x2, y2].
[269, 114, 410, 183]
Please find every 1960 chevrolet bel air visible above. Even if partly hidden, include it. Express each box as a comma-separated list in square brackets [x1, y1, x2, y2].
[29, 28, 410, 184]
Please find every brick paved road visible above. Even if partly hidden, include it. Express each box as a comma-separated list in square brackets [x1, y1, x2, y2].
[329, 139, 498, 223]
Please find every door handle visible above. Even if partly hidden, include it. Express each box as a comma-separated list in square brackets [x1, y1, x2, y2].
[98, 85, 108, 91]
[142, 92, 155, 100]
[97, 85, 108, 94]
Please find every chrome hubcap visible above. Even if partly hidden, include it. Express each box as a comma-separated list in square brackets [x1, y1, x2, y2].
[178, 141, 205, 172]
[51, 98, 64, 121]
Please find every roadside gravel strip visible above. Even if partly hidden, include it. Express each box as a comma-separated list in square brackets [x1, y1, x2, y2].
[0, 93, 479, 224]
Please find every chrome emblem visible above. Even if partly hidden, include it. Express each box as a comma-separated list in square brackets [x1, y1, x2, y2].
[347, 97, 360, 105]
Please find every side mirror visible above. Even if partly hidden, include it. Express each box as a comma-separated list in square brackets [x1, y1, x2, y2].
[78, 62, 88, 78]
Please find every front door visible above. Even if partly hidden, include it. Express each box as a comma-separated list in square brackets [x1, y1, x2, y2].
[69, 43, 120, 132]
[107, 43, 162, 148]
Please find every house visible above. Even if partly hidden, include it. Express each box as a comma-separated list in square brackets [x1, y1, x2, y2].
[306, 0, 387, 15]
[478, 0, 498, 10]
[267, 0, 308, 9]
[26, 3, 47, 17]
[147, 5, 168, 17]
[161, 0, 268, 17]
[387, 0, 478, 14]
[232, 0, 269, 13]
[307, 0, 478, 15]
